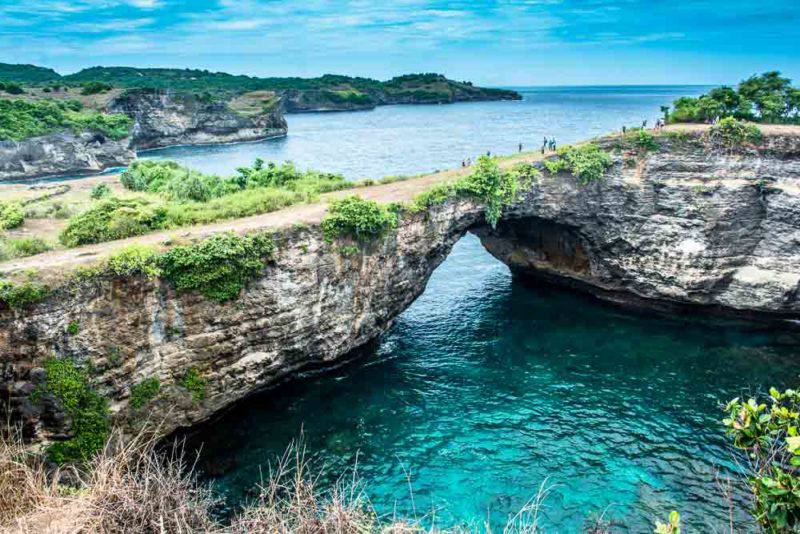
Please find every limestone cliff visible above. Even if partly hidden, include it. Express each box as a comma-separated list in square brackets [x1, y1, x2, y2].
[0, 131, 134, 182]
[108, 89, 288, 150]
[1, 129, 799, 448]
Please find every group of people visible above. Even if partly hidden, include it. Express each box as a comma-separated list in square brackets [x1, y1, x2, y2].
[460, 137, 556, 167]
[541, 136, 557, 153]
[621, 118, 666, 134]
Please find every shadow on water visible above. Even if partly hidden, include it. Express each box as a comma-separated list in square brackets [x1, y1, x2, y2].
[187, 234, 799, 532]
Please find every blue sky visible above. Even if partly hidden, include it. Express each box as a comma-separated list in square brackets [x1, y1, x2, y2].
[1, 0, 798, 85]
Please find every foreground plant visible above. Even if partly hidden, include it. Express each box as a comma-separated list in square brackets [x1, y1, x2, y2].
[724, 387, 800, 531]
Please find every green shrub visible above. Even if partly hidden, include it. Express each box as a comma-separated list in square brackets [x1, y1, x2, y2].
[59, 197, 167, 247]
[0, 236, 50, 259]
[321, 196, 398, 242]
[66, 320, 80, 335]
[544, 144, 612, 185]
[42, 358, 109, 464]
[633, 129, 659, 152]
[409, 183, 456, 213]
[129, 378, 160, 409]
[724, 387, 800, 531]
[0, 99, 131, 141]
[106, 244, 161, 278]
[160, 232, 275, 302]
[455, 155, 522, 228]
[181, 368, 207, 403]
[0, 81, 24, 95]
[90, 183, 111, 200]
[80, 81, 113, 95]
[708, 117, 763, 149]
[0, 201, 24, 230]
[122, 159, 348, 203]
[0, 280, 49, 309]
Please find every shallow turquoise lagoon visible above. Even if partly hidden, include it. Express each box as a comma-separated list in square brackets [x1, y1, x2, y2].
[192, 235, 798, 532]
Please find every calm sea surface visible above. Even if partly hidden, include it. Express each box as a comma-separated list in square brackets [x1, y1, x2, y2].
[158, 87, 798, 531]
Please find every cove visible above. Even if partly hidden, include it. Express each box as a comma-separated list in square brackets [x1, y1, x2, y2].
[191, 233, 798, 532]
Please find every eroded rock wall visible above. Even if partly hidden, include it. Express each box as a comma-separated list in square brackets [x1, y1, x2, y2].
[0, 200, 482, 445]
[480, 134, 800, 319]
[0, 131, 134, 182]
[109, 89, 288, 150]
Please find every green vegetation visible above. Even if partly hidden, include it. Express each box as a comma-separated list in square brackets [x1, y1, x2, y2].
[707, 117, 763, 149]
[160, 232, 275, 302]
[0, 62, 60, 83]
[633, 129, 659, 152]
[66, 320, 80, 335]
[409, 158, 539, 228]
[543, 144, 612, 184]
[0, 201, 24, 230]
[654, 511, 681, 534]
[106, 244, 161, 279]
[670, 71, 800, 124]
[0, 63, 519, 104]
[42, 357, 110, 464]
[59, 197, 166, 247]
[129, 378, 161, 409]
[90, 183, 111, 200]
[321, 196, 398, 243]
[61, 159, 356, 247]
[0, 81, 24, 95]
[122, 158, 348, 202]
[0, 236, 51, 260]
[80, 81, 113, 95]
[724, 387, 800, 531]
[181, 368, 207, 403]
[0, 280, 49, 309]
[0, 99, 131, 141]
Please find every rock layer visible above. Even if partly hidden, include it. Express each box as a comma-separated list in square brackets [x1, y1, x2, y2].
[1, 130, 799, 447]
[109, 89, 288, 150]
[0, 131, 134, 182]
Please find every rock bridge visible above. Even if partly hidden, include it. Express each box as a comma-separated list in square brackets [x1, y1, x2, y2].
[2, 126, 800, 445]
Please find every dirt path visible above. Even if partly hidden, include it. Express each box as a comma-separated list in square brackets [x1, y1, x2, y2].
[2, 123, 797, 278]
[0, 151, 547, 277]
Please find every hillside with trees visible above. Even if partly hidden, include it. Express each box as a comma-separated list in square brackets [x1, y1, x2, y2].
[0, 63, 521, 112]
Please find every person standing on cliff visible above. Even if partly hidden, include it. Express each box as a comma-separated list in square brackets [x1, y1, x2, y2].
[519, 143, 523, 153]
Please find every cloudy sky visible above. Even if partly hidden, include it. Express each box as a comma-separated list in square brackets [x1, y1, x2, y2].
[2, 0, 798, 85]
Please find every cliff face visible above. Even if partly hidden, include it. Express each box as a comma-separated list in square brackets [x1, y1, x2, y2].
[108, 89, 288, 150]
[0, 201, 481, 445]
[2, 130, 799, 448]
[0, 131, 134, 182]
[478, 133, 800, 317]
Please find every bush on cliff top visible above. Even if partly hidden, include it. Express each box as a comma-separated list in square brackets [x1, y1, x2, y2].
[321, 195, 398, 243]
[0, 280, 49, 309]
[543, 144, 612, 184]
[0, 99, 131, 141]
[0, 201, 24, 230]
[159, 232, 275, 302]
[707, 117, 763, 149]
[59, 197, 167, 247]
[122, 159, 348, 203]
[409, 158, 538, 228]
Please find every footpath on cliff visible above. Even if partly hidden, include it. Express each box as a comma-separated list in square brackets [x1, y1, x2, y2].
[1, 124, 797, 279]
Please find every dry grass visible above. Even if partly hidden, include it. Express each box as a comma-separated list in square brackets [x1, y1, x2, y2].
[0, 426, 593, 534]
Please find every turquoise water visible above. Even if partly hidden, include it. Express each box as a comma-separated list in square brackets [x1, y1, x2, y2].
[192, 236, 799, 532]
[166, 86, 800, 531]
